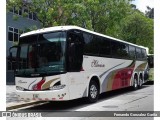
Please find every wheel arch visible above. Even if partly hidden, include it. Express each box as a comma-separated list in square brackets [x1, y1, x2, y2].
[86, 75, 101, 97]
[138, 71, 144, 85]
[131, 72, 138, 86]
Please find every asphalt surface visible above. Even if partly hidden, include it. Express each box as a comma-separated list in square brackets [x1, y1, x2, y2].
[6, 85, 20, 103]
[7, 83, 154, 120]
[6, 85, 41, 110]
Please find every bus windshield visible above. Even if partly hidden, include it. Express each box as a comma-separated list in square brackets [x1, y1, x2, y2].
[16, 31, 66, 77]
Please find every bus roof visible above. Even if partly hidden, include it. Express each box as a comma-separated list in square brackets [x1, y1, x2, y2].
[20, 25, 147, 49]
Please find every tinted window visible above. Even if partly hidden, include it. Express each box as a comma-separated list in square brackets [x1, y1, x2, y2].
[8, 32, 13, 41]
[14, 33, 19, 42]
[29, 12, 33, 19]
[19, 8, 22, 15]
[129, 45, 136, 59]
[141, 49, 147, 60]
[14, 7, 18, 14]
[99, 38, 111, 57]
[33, 13, 37, 20]
[111, 41, 129, 58]
[83, 33, 99, 55]
[136, 48, 142, 60]
[111, 41, 121, 57]
[119, 43, 129, 58]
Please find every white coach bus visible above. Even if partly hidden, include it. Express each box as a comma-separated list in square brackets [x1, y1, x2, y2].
[9, 26, 149, 103]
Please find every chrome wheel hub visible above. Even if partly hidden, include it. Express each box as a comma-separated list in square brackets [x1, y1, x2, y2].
[139, 78, 142, 86]
[90, 85, 97, 99]
[134, 79, 137, 88]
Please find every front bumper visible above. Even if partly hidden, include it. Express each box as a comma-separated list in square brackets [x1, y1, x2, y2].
[16, 87, 70, 101]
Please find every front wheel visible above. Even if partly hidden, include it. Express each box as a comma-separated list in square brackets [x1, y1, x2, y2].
[87, 80, 99, 103]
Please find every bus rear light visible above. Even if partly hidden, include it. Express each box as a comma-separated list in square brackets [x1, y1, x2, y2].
[50, 84, 66, 90]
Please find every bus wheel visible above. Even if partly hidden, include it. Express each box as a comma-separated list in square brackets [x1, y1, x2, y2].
[132, 76, 138, 90]
[87, 80, 99, 103]
[138, 77, 143, 89]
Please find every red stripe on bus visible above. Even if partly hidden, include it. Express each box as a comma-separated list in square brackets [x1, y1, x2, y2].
[45, 98, 49, 100]
[38, 98, 42, 101]
[59, 97, 63, 100]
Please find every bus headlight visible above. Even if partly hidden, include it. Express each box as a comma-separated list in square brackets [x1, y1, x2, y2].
[50, 85, 66, 90]
[16, 86, 24, 91]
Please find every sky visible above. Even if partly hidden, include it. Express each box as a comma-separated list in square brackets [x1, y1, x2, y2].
[132, 0, 154, 13]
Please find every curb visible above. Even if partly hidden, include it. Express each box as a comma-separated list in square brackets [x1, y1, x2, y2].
[6, 101, 46, 110]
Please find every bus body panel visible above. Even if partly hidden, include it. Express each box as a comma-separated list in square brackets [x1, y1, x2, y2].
[15, 74, 70, 101]
[83, 55, 134, 93]
[15, 56, 148, 101]
[67, 71, 87, 100]
[16, 87, 70, 101]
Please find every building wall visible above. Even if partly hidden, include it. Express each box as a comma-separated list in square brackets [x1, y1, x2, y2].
[6, 12, 41, 84]
[6, 12, 41, 56]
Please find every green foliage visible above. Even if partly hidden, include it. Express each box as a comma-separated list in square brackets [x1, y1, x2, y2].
[119, 11, 154, 53]
[6, 0, 153, 53]
[145, 6, 154, 19]
[24, 25, 38, 32]
[13, 15, 19, 21]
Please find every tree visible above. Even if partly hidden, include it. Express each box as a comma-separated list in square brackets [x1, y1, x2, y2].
[145, 6, 154, 19]
[7, 0, 153, 53]
[104, 0, 133, 37]
[7, 0, 133, 32]
[7, 0, 84, 27]
[119, 11, 154, 53]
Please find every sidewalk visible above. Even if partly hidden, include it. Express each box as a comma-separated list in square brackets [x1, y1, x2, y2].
[6, 85, 41, 110]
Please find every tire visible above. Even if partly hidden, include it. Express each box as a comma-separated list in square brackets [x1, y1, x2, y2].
[132, 76, 138, 90]
[138, 77, 143, 89]
[87, 80, 99, 103]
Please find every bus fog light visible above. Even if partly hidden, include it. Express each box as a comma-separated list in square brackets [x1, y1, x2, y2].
[50, 85, 66, 90]
[16, 86, 24, 91]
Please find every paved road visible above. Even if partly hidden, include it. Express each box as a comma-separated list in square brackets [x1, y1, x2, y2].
[8, 84, 154, 120]
[6, 85, 19, 103]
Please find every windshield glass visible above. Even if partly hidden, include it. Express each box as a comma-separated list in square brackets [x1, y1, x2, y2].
[16, 31, 66, 77]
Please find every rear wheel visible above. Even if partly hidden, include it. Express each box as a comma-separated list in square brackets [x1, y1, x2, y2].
[87, 80, 99, 103]
[132, 76, 138, 90]
[138, 76, 143, 89]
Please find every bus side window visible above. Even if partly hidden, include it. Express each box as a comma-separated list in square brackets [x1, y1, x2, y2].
[68, 33, 84, 72]
[129, 45, 136, 59]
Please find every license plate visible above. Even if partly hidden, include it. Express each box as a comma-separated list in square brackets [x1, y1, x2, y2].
[33, 94, 39, 99]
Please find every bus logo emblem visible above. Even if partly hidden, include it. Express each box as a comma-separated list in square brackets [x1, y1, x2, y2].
[91, 60, 105, 67]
